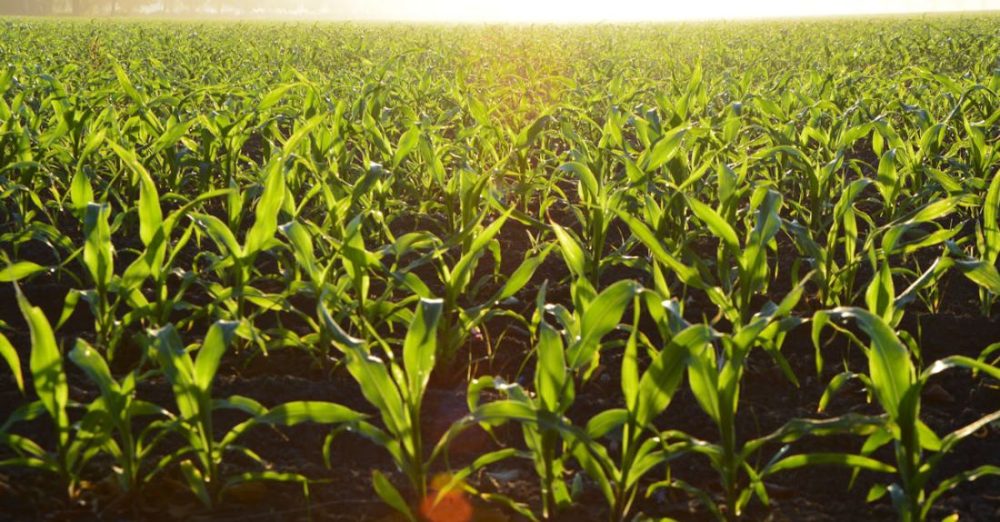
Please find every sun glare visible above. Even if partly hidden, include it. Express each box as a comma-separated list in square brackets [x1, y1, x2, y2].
[353, 0, 996, 22]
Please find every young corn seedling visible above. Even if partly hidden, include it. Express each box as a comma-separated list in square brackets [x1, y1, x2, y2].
[320, 298, 448, 521]
[385, 206, 550, 370]
[813, 307, 1000, 522]
[429, 209, 512, 366]
[969, 169, 1000, 314]
[648, 280, 844, 521]
[151, 321, 253, 506]
[685, 187, 785, 324]
[108, 143, 232, 329]
[450, 279, 638, 520]
[786, 178, 873, 306]
[79, 201, 123, 355]
[462, 318, 578, 520]
[554, 161, 626, 289]
[813, 266, 1000, 522]
[0, 285, 109, 499]
[190, 157, 287, 320]
[569, 297, 710, 522]
[152, 320, 365, 507]
[67, 338, 173, 499]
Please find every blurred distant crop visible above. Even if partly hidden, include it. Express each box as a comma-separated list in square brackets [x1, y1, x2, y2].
[0, 15, 998, 522]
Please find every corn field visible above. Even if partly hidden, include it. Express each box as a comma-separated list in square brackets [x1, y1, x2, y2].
[0, 15, 999, 522]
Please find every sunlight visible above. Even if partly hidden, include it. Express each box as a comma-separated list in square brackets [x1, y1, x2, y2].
[345, 0, 997, 22]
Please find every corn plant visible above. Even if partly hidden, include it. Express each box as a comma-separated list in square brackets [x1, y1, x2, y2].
[0, 286, 107, 498]
[109, 143, 232, 329]
[190, 157, 287, 319]
[448, 279, 638, 519]
[568, 301, 709, 522]
[463, 319, 578, 520]
[319, 297, 447, 521]
[649, 282, 811, 520]
[813, 265, 1000, 522]
[152, 320, 365, 507]
[68, 339, 172, 498]
[969, 169, 1000, 314]
[786, 178, 873, 306]
[814, 306, 1000, 522]
[553, 161, 626, 289]
[79, 201, 122, 354]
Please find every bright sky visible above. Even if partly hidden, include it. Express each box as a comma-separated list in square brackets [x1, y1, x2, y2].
[331, 0, 997, 22]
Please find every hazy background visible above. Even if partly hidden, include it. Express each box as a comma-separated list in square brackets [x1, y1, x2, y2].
[0, 0, 996, 21]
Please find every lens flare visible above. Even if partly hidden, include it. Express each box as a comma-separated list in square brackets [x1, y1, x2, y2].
[419, 474, 473, 522]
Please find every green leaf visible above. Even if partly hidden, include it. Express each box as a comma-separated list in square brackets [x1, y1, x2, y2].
[402, 298, 443, 399]
[571, 280, 637, 370]
[179, 460, 212, 507]
[618, 211, 703, 288]
[621, 315, 640, 412]
[984, 169, 1000, 263]
[148, 119, 194, 156]
[686, 196, 739, 250]
[818, 371, 862, 413]
[451, 210, 511, 289]
[560, 162, 600, 201]
[551, 222, 587, 279]
[865, 263, 895, 321]
[536, 321, 570, 413]
[69, 168, 94, 215]
[866, 483, 888, 502]
[113, 62, 144, 105]
[16, 286, 68, 440]
[875, 149, 898, 203]
[258, 82, 303, 110]
[191, 213, 243, 258]
[258, 401, 366, 426]
[515, 114, 550, 149]
[318, 301, 365, 350]
[924, 465, 1000, 519]
[69, 339, 117, 400]
[135, 164, 163, 247]
[827, 308, 915, 418]
[193, 321, 239, 392]
[109, 139, 157, 213]
[0, 261, 47, 282]
[635, 325, 709, 426]
[244, 161, 287, 257]
[923, 355, 1000, 382]
[954, 258, 1000, 295]
[687, 336, 720, 423]
[900, 196, 965, 226]
[0, 332, 24, 393]
[372, 470, 415, 522]
[643, 125, 687, 172]
[766, 453, 895, 475]
[498, 246, 552, 300]
[83, 202, 114, 290]
[282, 114, 325, 156]
[279, 220, 319, 282]
[392, 126, 420, 169]
[585, 408, 628, 439]
[153, 324, 199, 419]
[345, 351, 408, 438]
